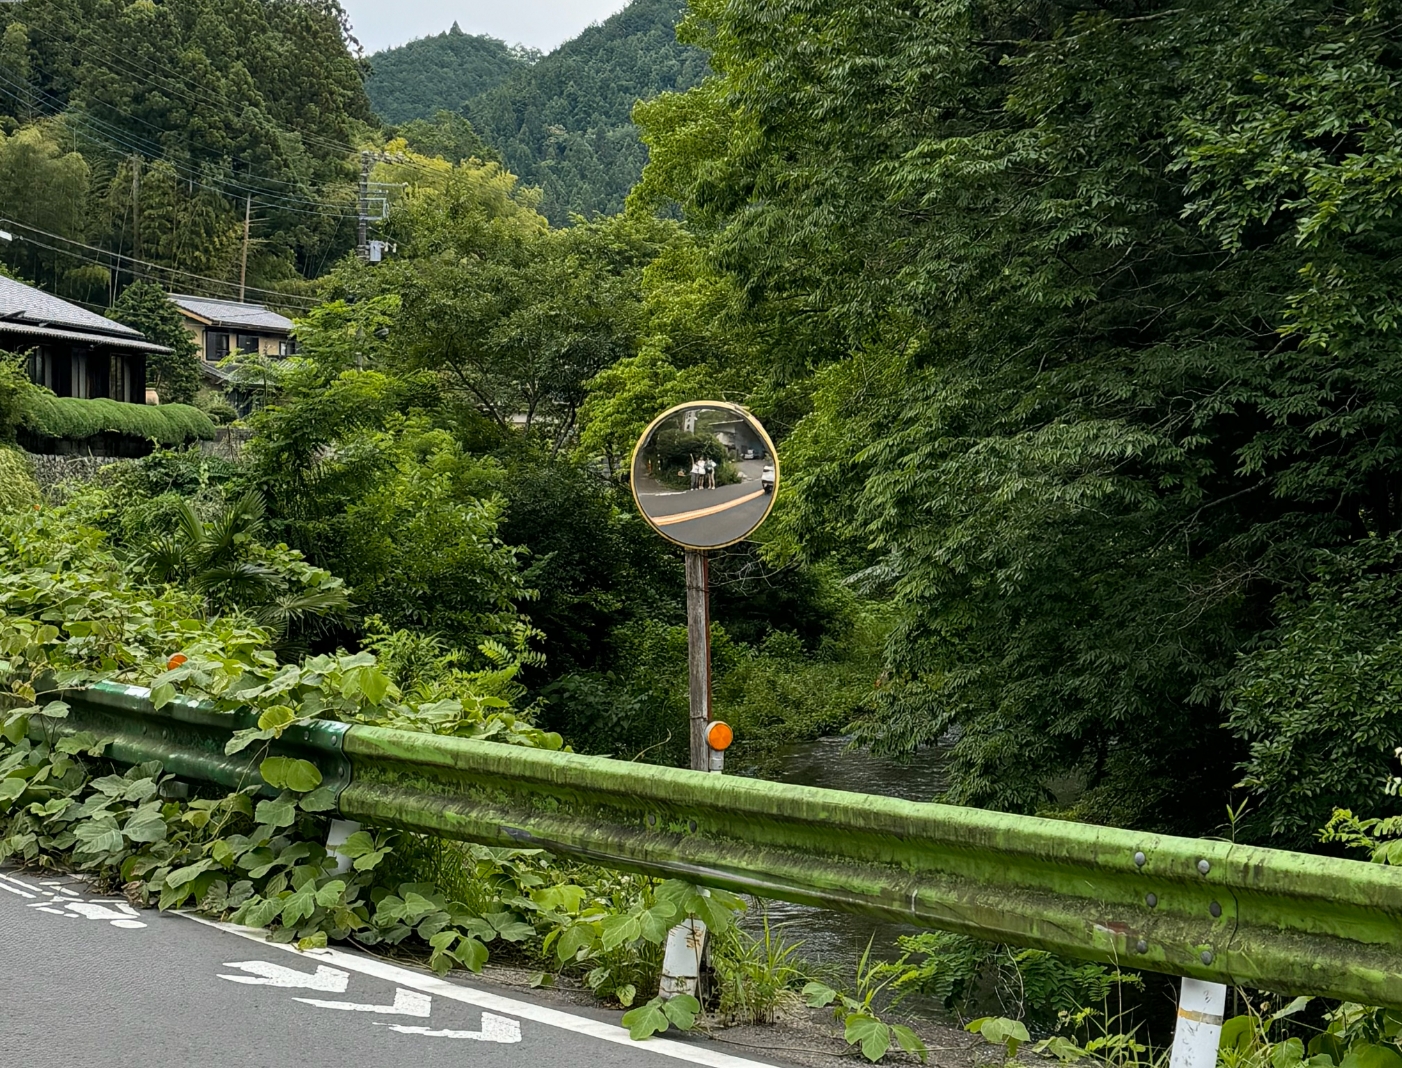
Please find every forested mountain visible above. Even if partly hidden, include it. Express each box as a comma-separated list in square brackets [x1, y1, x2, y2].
[460, 0, 707, 223]
[364, 24, 528, 125]
[0, 0, 372, 307]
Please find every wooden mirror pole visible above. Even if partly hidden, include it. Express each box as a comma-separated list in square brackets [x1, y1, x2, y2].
[684, 549, 712, 772]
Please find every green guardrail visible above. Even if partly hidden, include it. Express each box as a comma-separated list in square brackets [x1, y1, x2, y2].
[32, 681, 1402, 1009]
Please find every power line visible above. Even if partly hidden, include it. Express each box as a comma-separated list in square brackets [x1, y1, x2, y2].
[0, 72, 356, 219]
[0, 216, 321, 309]
[25, 20, 448, 183]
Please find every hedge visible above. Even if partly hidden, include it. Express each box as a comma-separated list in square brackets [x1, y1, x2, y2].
[0, 447, 38, 511]
[21, 395, 217, 445]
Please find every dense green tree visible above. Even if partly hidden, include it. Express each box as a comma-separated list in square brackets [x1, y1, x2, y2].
[0, 0, 371, 296]
[463, 0, 708, 223]
[365, 25, 527, 124]
[396, 110, 499, 165]
[632, 0, 1402, 835]
[110, 281, 202, 404]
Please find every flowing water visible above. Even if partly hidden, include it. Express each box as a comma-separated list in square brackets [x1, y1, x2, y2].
[733, 736, 952, 971]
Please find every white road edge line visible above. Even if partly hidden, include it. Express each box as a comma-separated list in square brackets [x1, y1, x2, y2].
[180, 914, 786, 1068]
[0, 880, 34, 898]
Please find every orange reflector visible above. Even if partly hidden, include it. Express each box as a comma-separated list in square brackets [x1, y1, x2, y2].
[167, 654, 188, 670]
[706, 720, 734, 751]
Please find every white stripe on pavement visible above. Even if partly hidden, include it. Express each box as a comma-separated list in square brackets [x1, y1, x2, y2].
[181, 914, 786, 1068]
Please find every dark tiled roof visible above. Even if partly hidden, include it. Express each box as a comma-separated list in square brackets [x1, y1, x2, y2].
[0, 321, 169, 353]
[0, 275, 143, 338]
[170, 294, 294, 334]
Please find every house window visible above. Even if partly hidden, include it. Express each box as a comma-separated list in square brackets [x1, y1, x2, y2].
[237, 333, 260, 354]
[207, 332, 230, 362]
[277, 339, 297, 356]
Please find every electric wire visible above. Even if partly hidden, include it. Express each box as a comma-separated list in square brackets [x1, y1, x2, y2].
[8, 22, 386, 195]
[0, 72, 356, 219]
[0, 217, 320, 309]
[25, 20, 448, 181]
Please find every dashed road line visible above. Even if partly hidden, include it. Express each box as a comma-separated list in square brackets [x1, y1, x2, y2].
[183, 914, 786, 1068]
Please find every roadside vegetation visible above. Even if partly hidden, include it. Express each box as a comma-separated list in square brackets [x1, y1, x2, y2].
[3, 0, 1402, 1062]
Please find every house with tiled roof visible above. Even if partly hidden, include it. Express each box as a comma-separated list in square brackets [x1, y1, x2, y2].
[0, 275, 165, 404]
[169, 294, 296, 366]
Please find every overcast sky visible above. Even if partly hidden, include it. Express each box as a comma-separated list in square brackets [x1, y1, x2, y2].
[341, 0, 631, 54]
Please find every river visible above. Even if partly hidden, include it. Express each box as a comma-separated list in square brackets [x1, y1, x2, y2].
[733, 736, 952, 973]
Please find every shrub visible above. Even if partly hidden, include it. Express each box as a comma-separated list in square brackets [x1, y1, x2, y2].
[21, 394, 216, 445]
[0, 446, 38, 512]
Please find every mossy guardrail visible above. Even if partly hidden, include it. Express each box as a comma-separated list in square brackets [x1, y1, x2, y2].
[30, 681, 1402, 1008]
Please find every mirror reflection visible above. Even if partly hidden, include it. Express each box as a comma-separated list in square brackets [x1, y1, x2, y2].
[630, 402, 778, 549]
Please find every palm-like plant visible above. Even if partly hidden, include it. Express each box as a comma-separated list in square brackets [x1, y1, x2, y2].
[143, 489, 349, 643]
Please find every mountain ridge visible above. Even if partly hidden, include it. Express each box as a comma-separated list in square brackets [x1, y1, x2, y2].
[367, 0, 706, 223]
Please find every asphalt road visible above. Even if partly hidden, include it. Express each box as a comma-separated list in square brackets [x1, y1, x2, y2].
[637, 462, 774, 548]
[0, 866, 788, 1068]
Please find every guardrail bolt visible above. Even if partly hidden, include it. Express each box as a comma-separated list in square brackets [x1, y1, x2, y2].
[688, 820, 698, 833]
[1209, 901, 1222, 918]
[1134, 851, 1146, 867]
[1145, 892, 1158, 908]
[1200, 950, 1214, 965]
[1197, 859, 1211, 875]
[647, 814, 657, 827]
[1135, 939, 1148, 953]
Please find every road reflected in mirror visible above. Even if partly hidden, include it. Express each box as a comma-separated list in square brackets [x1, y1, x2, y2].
[630, 402, 778, 549]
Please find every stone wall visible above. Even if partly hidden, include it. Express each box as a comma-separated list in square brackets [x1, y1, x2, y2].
[198, 427, 252, 462]
[27, 453, 124, 490]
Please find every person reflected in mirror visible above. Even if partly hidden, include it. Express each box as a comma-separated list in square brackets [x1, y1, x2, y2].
[690, 457, 705, 490]
[705, 456, 717, 489]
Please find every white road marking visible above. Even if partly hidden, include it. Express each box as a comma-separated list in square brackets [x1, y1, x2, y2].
[381, 1014, 522, 1043]
[184, 915, 785, 1068]
[36, 906, 66, 915]
[0, 872, 39, 892]
[295, 988, 431, 1016]
[0, 880, 34, 898]
[220, 961, 350, 991]
[63, 901, 147, 928]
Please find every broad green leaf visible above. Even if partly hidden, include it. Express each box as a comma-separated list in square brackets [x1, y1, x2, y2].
[314, 880, 347, 908]
[845, 1014, 891, 1063]
[599, 911, 642, 951]
[661, 994, 699, 1031]
[1340, 1046, 1402, 1068]
[166, 859, 217, 888]
[259, 756, 322, 793]
[123, 802, 169, 844]
[971, 1017, 1030, 1057]
[256, 705, 296, 732]
[254, 798, 296, 828]
[892, 1024, 929, 1064]
[72, 817, 124, 855]
[456, 935, 488, 972]
[225, 727, 273, 755]
[298, 785, 337, 812]
[336, 831, 377, 858]
[1273, 1038, 1307, 1068]
[622, 997, 671, 1041]
[281, 884, 316, 926]
[150, 683, 176, 709]
[55, 732, 110, 756]
[803, 981, 837, 1008]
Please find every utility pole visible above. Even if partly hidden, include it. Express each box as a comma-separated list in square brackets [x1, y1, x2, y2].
[684, 550, 712, 771]
[239, 194, 251, 303]
[357, 150, 370, 261]
[131, 155, 143, 279]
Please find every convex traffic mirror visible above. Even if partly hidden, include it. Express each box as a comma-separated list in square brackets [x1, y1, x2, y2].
[630, 401, 779, 550]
